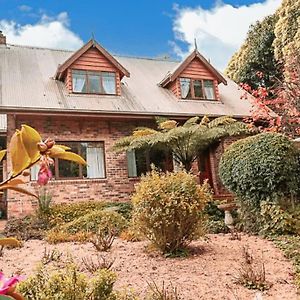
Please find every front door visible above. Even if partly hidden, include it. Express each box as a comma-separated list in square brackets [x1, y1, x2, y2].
[198, 149, 213, 187]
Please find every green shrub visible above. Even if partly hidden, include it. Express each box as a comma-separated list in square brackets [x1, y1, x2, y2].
[17, 265, 119, 300]
[48, 201, 105, 224]
[204, 201, 229, 234]
[47, 210, 126, 244]
[219, 133, 299, 205]
[132, 170, 211, 254]
[104, 202, 133, 220]
[260, 202, 300, 235]
[219, 133, 300, 232]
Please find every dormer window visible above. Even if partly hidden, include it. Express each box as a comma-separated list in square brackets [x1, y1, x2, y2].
[179, 78, 216, 100]
[72, 70, 116, 95]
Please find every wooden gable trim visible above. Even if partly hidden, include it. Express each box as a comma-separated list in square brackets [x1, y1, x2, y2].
[55, 39, 130, 80]
[159, 50, 227, 87]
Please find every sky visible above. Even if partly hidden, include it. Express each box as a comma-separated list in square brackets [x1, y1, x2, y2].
[0, 0, 281, 71]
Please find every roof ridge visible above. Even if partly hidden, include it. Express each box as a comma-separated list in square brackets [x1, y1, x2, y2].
[5, 43, 180, 63]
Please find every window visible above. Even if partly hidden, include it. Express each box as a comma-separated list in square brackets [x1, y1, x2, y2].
[180, 78, 216, 100]
[72, 70, 116, 95]
[31, 142, 105, 180]
[127, 149, 173, 177]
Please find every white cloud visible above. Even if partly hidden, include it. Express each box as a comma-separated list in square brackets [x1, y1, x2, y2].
[172, 0, 281, 71]
[18, 5, 32, 12]
[0, 12, 83, 50]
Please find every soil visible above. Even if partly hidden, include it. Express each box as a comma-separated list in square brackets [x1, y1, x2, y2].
[0, 233, 298, 300]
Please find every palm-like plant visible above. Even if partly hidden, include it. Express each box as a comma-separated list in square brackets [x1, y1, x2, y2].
[113, 116, 250, 171]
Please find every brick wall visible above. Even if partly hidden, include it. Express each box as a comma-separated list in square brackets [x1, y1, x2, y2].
[5, 114, 241, 218]
[6, 115, 152, 218]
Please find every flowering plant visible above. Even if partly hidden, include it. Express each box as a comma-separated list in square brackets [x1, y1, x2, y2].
[0, 272, 24, 299]
[0, 124, 86, 197]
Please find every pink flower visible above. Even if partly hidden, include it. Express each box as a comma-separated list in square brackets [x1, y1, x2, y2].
[37, 165, 52, 186]
[0, 272, 22, 295]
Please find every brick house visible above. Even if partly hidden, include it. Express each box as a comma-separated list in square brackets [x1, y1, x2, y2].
[0, 32, 252, 218]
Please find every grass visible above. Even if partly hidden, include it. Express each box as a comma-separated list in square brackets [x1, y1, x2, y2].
[272, 235, 300, 289]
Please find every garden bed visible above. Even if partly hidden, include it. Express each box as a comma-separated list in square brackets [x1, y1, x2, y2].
[0, 233, 297, 299]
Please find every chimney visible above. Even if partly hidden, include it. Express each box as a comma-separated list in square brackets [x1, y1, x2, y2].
[0, 31, 6, 45]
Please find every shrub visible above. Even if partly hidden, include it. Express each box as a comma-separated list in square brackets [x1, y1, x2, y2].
[48, 201, 105, 224]
[132, 170, 211, 254]
[17, 265, 119, 300]
[104, 202, 133, 220]
[219, 133, 300, 232]
[47, 210, 126, 244]
[219, 133, 299, 205]
[4, 215, 49, 240]
[204, 201, 229, 234]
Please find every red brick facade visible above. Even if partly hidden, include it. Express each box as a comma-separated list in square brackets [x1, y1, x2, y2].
[4, 114, 235, 218]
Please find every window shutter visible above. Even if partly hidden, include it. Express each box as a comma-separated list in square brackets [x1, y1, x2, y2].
[127, 150, 137, 177]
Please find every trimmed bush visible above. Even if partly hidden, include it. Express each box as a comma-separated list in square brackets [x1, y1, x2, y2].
[132, 170, 211, 254]
[47, 210, 126, 244]
[219, 133, 299, 205]
[219, 133, 300, 232]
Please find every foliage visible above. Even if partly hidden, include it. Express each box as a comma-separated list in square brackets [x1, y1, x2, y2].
[219, 133, 299, 206]
[146, 281, 182, 300]
[260, 202, 300, 235]
[81, 255, 115, 273]
[0, 237, 21, 256]
[47, 201, 106, 225]
[272, 235, 300, 288]
[0, 125, 86, 198]
[225, 14, 280, 89]
[41, 248, 62, 265]
[240, 48, 300, 137]
[203, 201, 229, 234]
[47, 210, 126, 244]
[113, 116, 249, 171]
[46, 231, 91, 244]
[273, 0, 300, 62]
[132, 170, 211, 254]
[17, 264, 121, 300]
[37, 187, 53, 215]
[4, 215, 49, 241]
[103, 202, 133, 220]
[234, 246, 271, 291]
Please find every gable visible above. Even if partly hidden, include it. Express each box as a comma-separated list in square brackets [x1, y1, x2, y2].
[179, 57, 215, 80]
[64, 47, 122, 95]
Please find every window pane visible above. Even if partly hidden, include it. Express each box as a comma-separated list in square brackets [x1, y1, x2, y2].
[127, 150, 137, 177]
[58, 142, 82, 178]
[88, 74, 101, 93]
[86, 143, 105, 178]
[194, 80, 203, 98]
[204, 80, 215, 99]
[180, 78, 191, 99]
[135, 150, 148, 177]
[72, 71, 87, 93]
[102, 72, 116, 94]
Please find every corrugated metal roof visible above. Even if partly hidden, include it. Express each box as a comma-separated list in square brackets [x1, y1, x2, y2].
[0, 44, 252, 120]
[0, 115, 6, 132]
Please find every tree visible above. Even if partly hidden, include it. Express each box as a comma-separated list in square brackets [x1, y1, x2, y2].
[113, 116, 249, 171]
[273, 0, 300, 62]
[225, 14, 281, 90]
[241, 47, 300, 138]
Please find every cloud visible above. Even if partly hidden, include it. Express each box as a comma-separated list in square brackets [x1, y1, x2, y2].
[172, 0, 281, 71]
[0, 12, 83, 50]
[18, 5, 32, 12]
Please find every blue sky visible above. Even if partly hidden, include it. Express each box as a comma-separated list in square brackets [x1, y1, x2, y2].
[0, 0, 281, 70]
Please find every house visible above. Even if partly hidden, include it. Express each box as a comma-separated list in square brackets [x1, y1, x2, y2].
[0, 31, 252, 218]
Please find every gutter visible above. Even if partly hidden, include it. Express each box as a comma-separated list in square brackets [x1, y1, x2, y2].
[0, 106, 249, 120]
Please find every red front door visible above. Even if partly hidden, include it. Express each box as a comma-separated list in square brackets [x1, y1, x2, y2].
[198, 149, 213, 187]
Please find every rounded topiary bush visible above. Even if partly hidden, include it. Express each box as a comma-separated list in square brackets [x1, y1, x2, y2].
[219, 132, 299, 205]
[132, 170, 212, 254]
